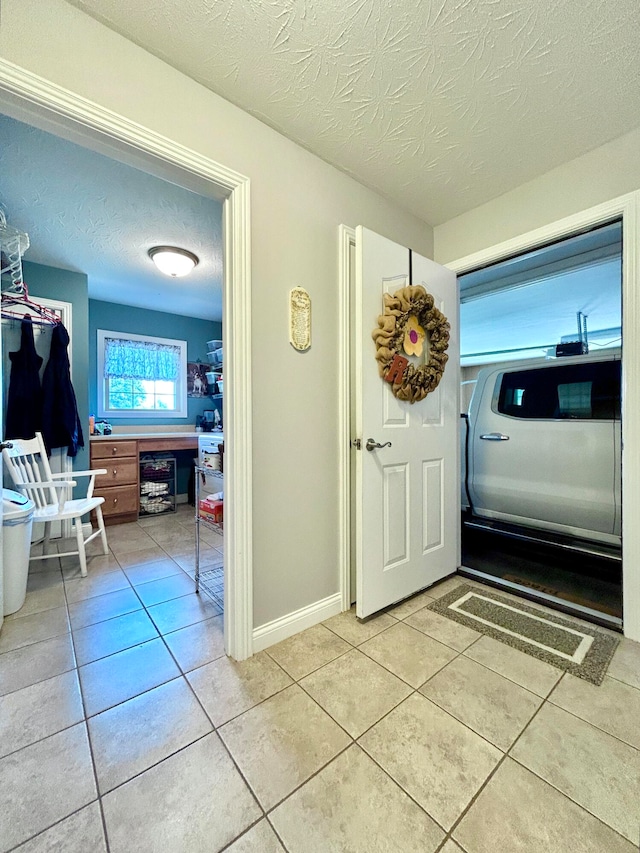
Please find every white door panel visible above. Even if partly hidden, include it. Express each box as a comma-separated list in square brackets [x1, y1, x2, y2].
[355, 227, 459, 618]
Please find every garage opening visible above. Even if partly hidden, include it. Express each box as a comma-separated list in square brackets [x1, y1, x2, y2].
[459, 220, 622, 629]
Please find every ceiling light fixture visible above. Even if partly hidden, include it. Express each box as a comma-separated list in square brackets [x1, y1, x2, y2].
[148, 246, 199, 277]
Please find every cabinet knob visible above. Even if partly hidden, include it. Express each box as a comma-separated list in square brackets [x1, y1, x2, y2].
[112, 469, 118, 477]
[113, 497, 118, 505]
[112, 446, 118, 454]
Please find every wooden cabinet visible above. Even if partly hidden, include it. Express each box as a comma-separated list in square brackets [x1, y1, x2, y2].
[90, 435, 198, 526]
[91, 440, 138, 460]
[91, 439, 139, 525]
[95, 459, 139, 489]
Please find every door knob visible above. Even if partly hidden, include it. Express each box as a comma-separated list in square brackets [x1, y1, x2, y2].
[366, 438, 392, 452]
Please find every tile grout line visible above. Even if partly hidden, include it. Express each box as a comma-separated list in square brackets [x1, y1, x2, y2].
[346, 617, 561, 849]
[188, 668, 292, 731]
[2, 564, 102, 853]
[151, 616, 269, 827]
[504, 751, 640, 848]
[359, 630, 479, 692]
[529, 673, 640, 754]
[504, 677, 640, 847]
[62, 559, 113, 853]
[263, 642, 355, 682]
[270, 633, 458, 837]
[544, 679, 640, 753]
[444, 672, 638, 850]
[354, 735, 451, 839]
[134, 521, 280, 841]
[73, 514, 241, 827]
[6, 515, 224, 848]
[440, 686, 555, 847]
[260, 741, 355, 818]
[264, 815, 292, 853]
[214, 816, 281, 853]
[71, 560, 633, 849]
[3, 549, 636, 850]
[4, 802, 103, 853]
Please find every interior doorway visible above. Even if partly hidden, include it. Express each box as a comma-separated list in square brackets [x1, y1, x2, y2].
[340, 225, 460, 617]
[457, 221, 622, 628]
[0, 63, 254, 660]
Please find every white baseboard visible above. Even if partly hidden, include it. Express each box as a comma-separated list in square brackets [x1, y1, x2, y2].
[253, 592, 343, 653]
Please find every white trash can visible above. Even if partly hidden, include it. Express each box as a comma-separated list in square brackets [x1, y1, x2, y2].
[3, 489, 35, 617]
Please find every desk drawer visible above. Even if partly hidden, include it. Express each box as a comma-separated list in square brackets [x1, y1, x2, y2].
[91, 440, 138, 460]
[97, 485, 139, 517]
[95, 459, 138, 488]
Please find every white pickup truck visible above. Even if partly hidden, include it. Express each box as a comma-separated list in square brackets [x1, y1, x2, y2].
[461, 350, 621, 547]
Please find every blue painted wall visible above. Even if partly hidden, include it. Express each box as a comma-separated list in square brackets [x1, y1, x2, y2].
[88, 299, 222, 427]
[6, 266, 221, 502]
[89, 300, 222, 496]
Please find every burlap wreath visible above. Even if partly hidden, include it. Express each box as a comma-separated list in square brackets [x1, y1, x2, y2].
[372, 285, 450, 403]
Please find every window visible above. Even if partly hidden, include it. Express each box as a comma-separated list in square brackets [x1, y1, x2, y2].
[496, 360, 620, 420]
[97, 330, 187, 418]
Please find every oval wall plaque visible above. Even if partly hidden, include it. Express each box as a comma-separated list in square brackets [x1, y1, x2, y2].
[289, 286, 311, 351]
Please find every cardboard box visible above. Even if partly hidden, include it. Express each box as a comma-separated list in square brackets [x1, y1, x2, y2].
[199, 498, 223, 525]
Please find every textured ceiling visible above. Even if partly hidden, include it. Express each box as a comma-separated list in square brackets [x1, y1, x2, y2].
[66, 0, 640, 225]
[0, 114, 223, 319]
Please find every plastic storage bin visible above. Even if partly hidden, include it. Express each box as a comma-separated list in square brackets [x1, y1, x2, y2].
[2, 489, 35, 617]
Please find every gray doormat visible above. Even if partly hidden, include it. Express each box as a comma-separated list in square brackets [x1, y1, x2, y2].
[428, 584, 619, 685]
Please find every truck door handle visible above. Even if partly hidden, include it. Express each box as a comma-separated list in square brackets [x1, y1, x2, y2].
[479, 433, 510, 441]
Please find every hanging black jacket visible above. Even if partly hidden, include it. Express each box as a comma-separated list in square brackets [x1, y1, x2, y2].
[5, 315, 43, 441]
[41, 322, 84, 457]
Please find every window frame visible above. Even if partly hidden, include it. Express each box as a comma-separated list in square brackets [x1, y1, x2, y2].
[97, 329, 188, 419]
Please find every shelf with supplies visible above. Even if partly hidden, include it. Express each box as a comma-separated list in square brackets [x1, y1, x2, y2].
[205, 339, 224, 400]
[139, 454, 176, 517]
[194, 463, 224, 601]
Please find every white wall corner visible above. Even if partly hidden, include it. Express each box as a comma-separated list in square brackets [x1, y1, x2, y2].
[252, 592, 342, 653]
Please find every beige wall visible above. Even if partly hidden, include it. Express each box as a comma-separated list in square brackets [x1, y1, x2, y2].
[0, 0, 433, 628]
[435, 126, 640, 264]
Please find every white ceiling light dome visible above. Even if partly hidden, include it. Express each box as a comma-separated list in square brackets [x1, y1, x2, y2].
[149, 246, 199, 277]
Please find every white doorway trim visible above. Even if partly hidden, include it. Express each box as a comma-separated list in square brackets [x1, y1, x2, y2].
[338, 224, 356, 612]
[0, 59, 254, 659]
[446, 192, 640, 642]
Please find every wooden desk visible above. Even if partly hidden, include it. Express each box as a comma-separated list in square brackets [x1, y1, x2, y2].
[138, 436, 198, 453]
[90, 434, 198, 524]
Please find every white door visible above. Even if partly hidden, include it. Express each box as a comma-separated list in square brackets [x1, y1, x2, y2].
[354, 226, 459, 618]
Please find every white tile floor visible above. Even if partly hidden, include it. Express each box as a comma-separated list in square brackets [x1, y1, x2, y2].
[0, 506, 639, 852]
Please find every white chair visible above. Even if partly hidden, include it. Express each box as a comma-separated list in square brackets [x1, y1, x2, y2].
[2, 432, 109, 577]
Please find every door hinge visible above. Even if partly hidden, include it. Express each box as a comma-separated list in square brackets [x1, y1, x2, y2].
[351, 438, 362, 450]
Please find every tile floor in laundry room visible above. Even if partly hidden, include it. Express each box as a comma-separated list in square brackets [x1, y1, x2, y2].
[0, 504, 639, 852]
